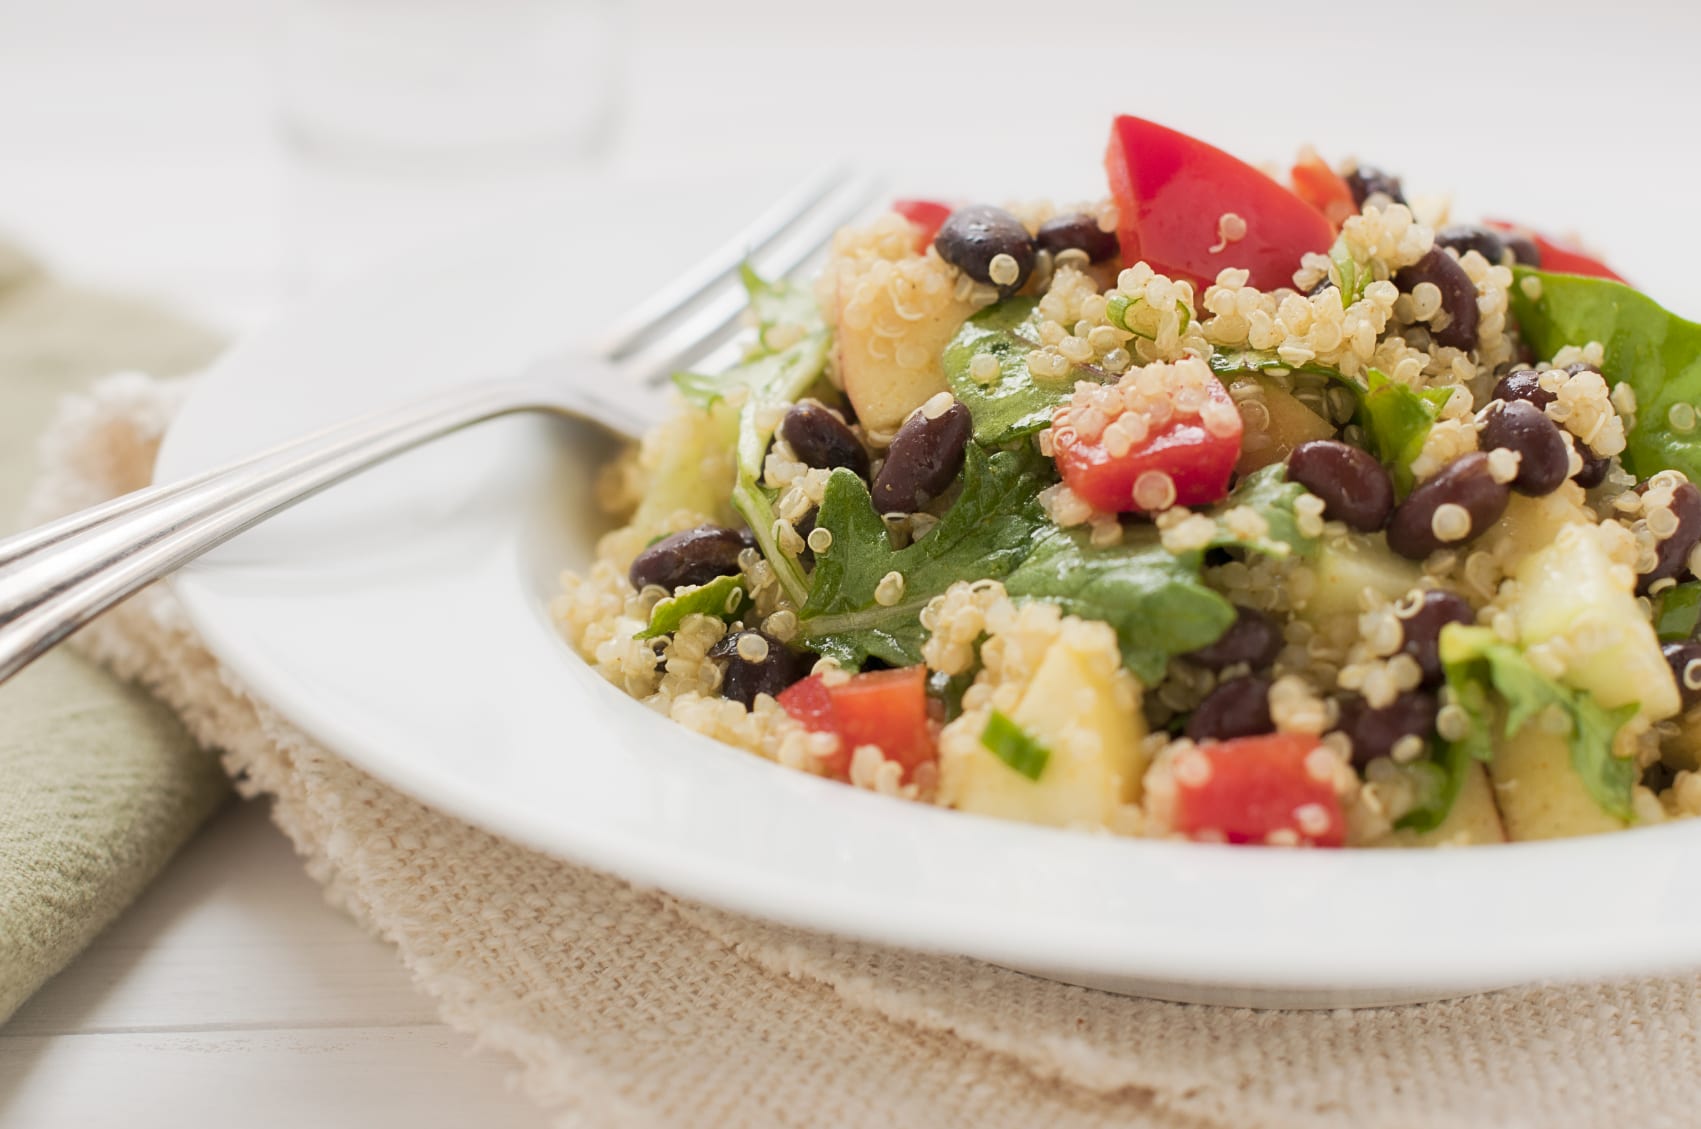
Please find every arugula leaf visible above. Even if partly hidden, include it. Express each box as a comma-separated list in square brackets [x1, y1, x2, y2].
[797, 443, 1054, 667]
[1208, 463, 1319, 558]
[1510, 268, 1701, 483]
[980, 710, 1051, 781]
[1653, 581, 1701, 643]
[673, 268, 833, 607]
[1402, 624, 1639, 830]
[942, 298, 1097, 446]
[740, 263, 820, 352]
[1004, 525, 1236, 684]
[635, 574, 750, 640]
[1355, 370, 1451, 495]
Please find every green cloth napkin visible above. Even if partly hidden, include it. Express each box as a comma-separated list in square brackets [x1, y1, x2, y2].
[0, 242, 231, 1022]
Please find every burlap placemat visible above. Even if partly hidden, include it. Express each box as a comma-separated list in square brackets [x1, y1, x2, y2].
[22, 348, 1701, 1127]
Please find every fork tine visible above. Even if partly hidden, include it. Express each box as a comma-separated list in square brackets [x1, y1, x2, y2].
[593, 166, 847, 361]
[614, 172, 883, 388]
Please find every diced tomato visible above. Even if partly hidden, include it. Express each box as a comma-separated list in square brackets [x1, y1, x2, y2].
[1289, 150, 1356, 231]
[778, 666, 936, 781]
[892, 198, 953, 253]
[776, 674, 835, 732]
[1050, 374, 1242, 513]
[1484, 219, 1627, 282]
[1169, 733, 1345, 848]
[1105, 115, 1335, 291]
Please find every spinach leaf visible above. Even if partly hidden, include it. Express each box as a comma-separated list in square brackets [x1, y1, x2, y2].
[1004, 525, 1235, 684]
[1356, 370, 1451, 495]
[1210, 463, 1319, 558]
[942, 298, 1097, 446]
[1405, 624, 1639, 831]
[980, 710, 1051, 781]
[1654, 581, 1701, 643]
[1510, 268, 1701, 483]
[797, 443, 1054, 668]
[635, 574, 750, 640]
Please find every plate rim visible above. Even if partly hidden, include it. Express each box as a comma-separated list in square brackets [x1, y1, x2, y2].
[155, 182, 1701, 998]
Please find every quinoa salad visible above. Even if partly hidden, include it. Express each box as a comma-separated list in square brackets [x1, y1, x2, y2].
[553, 114, 1701, 848]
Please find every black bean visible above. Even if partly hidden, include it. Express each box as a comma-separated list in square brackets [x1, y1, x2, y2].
[794, 507, 818, 569]
[1478, 399, 1570, 496]
[933, 205, 1037, 299]
[1385, 452, 1511, 560]
[629, 525, 747, 593]
[1394, 247, 1480, 352]
[1395, 589, 1476, 686]
[871, 400, 972, 513]
[1286, 440, 1394, 532]
[708, 631, 813, 707]
[1492, 367, 1556, 411]
[779, 400, 869, 478]
[1573, 446, 1612, 488]
[1185, 676, 1274, 743]
[1184, 606, 1283, 671]
[1435, 224, 1507, 265]
[1335, 690, 1439, 768]
[1663, 641, 1701, 712]
[1566, 361, 1599, 376]
[1034, 212, 1119, 264]
[1503, 232, 1542, 267]
[1640, 482, 1701, 592]
[1344, 165, 1405, 209]
[1307, 275, 1338, 298]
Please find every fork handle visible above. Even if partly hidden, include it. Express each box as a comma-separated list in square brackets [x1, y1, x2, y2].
[0, 375, 591, 685]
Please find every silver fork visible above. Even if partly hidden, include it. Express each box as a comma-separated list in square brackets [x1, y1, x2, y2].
[0, 170, 878, 685]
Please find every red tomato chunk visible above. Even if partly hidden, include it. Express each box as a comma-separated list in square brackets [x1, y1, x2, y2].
[1169, 733, 1346, 847]
[778, 666, 937, 781]
[1485, 219, 1626, 283]
[892, 198, 953, 253]
[1050, 372, 1242, 513]
[1105, 115, 1335, 291]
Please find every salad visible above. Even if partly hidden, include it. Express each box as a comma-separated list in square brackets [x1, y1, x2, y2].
[555, 114, 1701, 848]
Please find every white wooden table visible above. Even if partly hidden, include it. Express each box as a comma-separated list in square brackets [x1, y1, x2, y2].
[0, 0, 1686, 1123]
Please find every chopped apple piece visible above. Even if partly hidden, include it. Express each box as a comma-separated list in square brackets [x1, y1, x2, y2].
[941, 634, 1145, 829]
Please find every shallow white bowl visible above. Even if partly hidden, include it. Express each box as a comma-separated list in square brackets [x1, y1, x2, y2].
[157, 179, 1701, 1009]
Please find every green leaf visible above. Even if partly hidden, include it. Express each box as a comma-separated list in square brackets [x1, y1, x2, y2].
[797, 443, 1055, 668]
[980, 710, 1051, 781]
[1355, 369, 1450, 495]
[673, 267, 827, 409]
[675, 269, 836, 608]
[1654, 581, 1701, 643]
[1004, 525, 1236, 684]
[1405, 624, 1640, 831]
[942, 298, 1097, 446]
[1510, 268, 1701, 483]
[929, 666, 978, 723]
[1206, 463, 1319, 558]
[635, 574, 750, 640]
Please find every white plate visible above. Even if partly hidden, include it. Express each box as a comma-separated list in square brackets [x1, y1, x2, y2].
[158, 179, 1701, 1009]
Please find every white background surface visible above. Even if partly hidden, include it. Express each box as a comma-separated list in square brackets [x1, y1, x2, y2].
[1, 0, 1696, 1124]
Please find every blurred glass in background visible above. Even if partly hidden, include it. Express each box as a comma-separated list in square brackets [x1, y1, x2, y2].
[274, 0, 624, 290]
